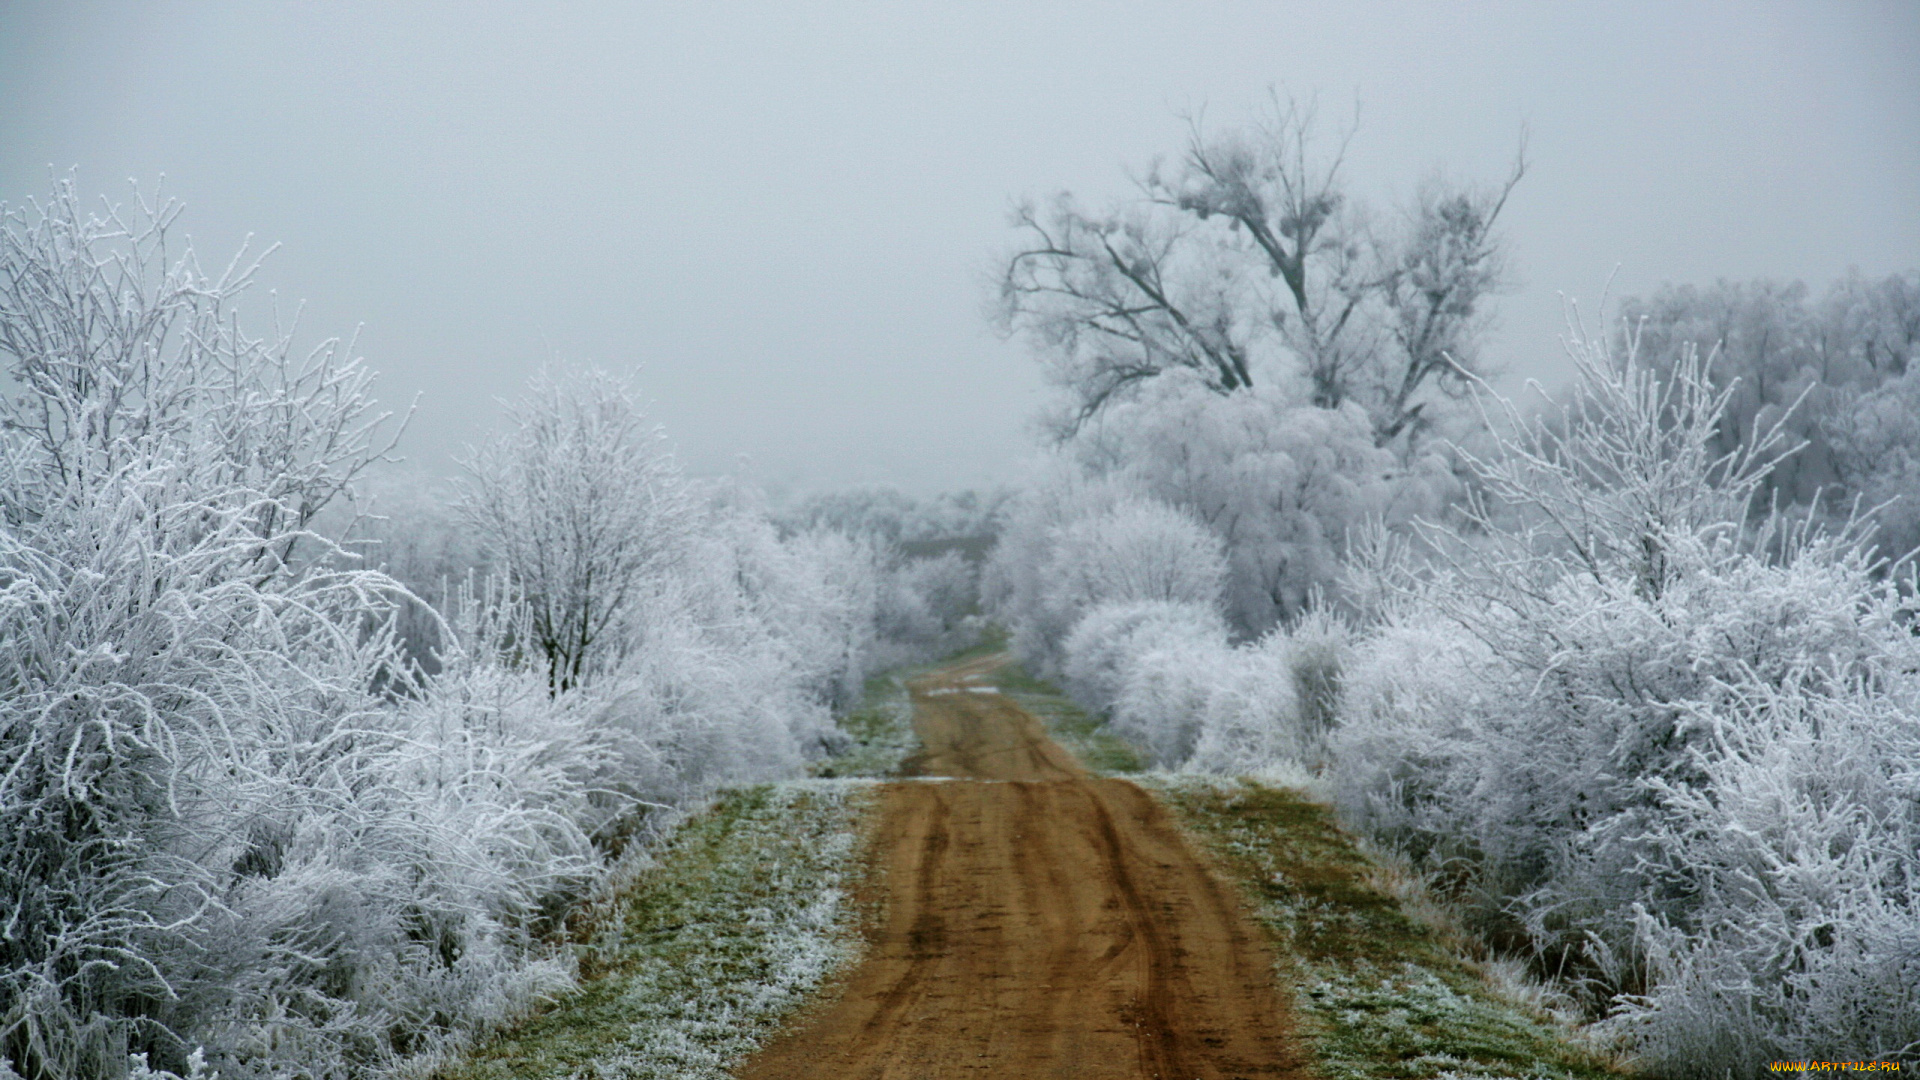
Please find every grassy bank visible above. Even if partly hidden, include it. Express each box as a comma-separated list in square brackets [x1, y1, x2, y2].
[434, 780, 877, 1080]
[1149, 777, 1622, 1080]
[434, 653, 944, 1078]
[811, 671, 918, 778]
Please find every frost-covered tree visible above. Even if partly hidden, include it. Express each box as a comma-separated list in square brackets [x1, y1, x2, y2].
[1067, 369, 1450, 634]
[458, 366, 692, 693]
[982, 470, 1225, 675]
[998, 94, 1523, 448]
[1045, 497, 1228, 615]
[0, 177, 399, 548]
[0, 178, 904, 1080]
[1619, 270, 1920, 553]
[992, 98, 1515, 637]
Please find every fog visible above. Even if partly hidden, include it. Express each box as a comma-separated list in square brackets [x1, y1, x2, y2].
[2, 0, 1915, 494]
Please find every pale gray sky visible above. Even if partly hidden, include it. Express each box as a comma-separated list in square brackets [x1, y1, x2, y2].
[2, 1, 1916, 494]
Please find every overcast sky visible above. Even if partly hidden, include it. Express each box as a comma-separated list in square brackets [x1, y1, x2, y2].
[2, 1, 1916, 495]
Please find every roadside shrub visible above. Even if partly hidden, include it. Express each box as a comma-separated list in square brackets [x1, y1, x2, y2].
[1109, 636, 1231, 767]
[1328, 324, 1920, 1072]
[872, 550, 981, 668]
[1182, 634, 1302, 775]
[1066, 369, 1454, 635]
[1605, 681, 1920, 1073]
[981, 466, 1144, 675]
[1062, 600, 1228, 717]
[984, 468, 1225, 677]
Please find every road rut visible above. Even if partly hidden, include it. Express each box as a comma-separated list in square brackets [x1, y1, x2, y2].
[736, 655, 1306, 1079]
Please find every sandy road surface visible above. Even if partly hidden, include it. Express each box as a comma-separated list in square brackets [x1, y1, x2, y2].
[737, 655, 1306, 1080]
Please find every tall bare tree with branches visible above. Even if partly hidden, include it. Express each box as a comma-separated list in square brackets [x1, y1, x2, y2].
[998, 94, 1524, 450]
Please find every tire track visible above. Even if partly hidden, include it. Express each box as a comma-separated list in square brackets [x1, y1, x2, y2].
[736, 655, 1307, 1079]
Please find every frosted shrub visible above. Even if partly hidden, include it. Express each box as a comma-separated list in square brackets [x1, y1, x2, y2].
[981, 466, 1143, 675]
[0, 425, 606, 1076]
[675, 494, 879, 724]
[1117, 611, 1348, 777]
[1068, 369, 1453, 634]
[1052, 591, 1350, 776]
[0, 460, 420, 1077]
[1059, 600, 1351, 777]
[0, 178, 428, 1076]
[1183, 634, 1301, 775]
[1062, 600, 1229, 717]
[873, 551, 980, 667]
[458, 366, 693, 694]
[776, 527, 882, 715]
[1328, 605, 1492, 853]
[1606, 682, 1920, 1072]
[1047, 497, 1229, 614]
[1223, 607, 1352, 773]
[984, 468, 1225, 678]
[1276, 606, 1351, 756]
[1109, 637, 1233, 767]
[1330, 322, 1920, 1071]
[199, 653, 602, 1074]
[0, 180, 893, 1079]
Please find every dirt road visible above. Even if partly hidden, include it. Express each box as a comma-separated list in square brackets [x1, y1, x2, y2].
[737, 655, 1306, 1080]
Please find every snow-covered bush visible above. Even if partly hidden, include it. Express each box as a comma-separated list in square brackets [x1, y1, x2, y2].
[1607, 679, 1920, 1072]
[679, 497, 877, 724]
[1830, 365, 1920, 567]
[1068, 369, 1455, 635]
[982, 466, 1139, 674]
[1329, 323, 1920, 1071]
[0, 179, 604, 1077]
[872, 550, 980, 668]
[983, 468, 1225, 677]
[1179, 633, 1302, 775]
[771, 485, 991, 669]
[1072, 605, 1345, 776]
[1198, 607, 1351, 772]
[1062, 600, 1229, 718]
[1048, 496, 1229, 615]
[1327, 603, 1492, 853]
[1108, 633, 1233, 768]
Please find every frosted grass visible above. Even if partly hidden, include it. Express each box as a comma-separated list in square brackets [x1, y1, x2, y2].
[441, 780, 878, 1080]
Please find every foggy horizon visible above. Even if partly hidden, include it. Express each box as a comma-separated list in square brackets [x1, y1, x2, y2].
[3, 0, 1916, 496]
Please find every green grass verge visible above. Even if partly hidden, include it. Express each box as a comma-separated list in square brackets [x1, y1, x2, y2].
[976, 656, 1147, 774]
[435, 781, 877, 1080]
[812, 671, 917, 778]
[1146, 777, 1621, 1080]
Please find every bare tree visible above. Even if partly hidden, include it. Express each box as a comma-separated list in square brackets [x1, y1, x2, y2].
[1374, 164, 1524, 443]
[998, 94, 1523, 448]
[998, 196, 1253, 436]
[458, 366, 692, 694]
[1153, 98, 1375, 411]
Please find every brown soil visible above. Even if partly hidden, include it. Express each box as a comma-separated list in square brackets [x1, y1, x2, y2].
[736, 655, 1308, 1080]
